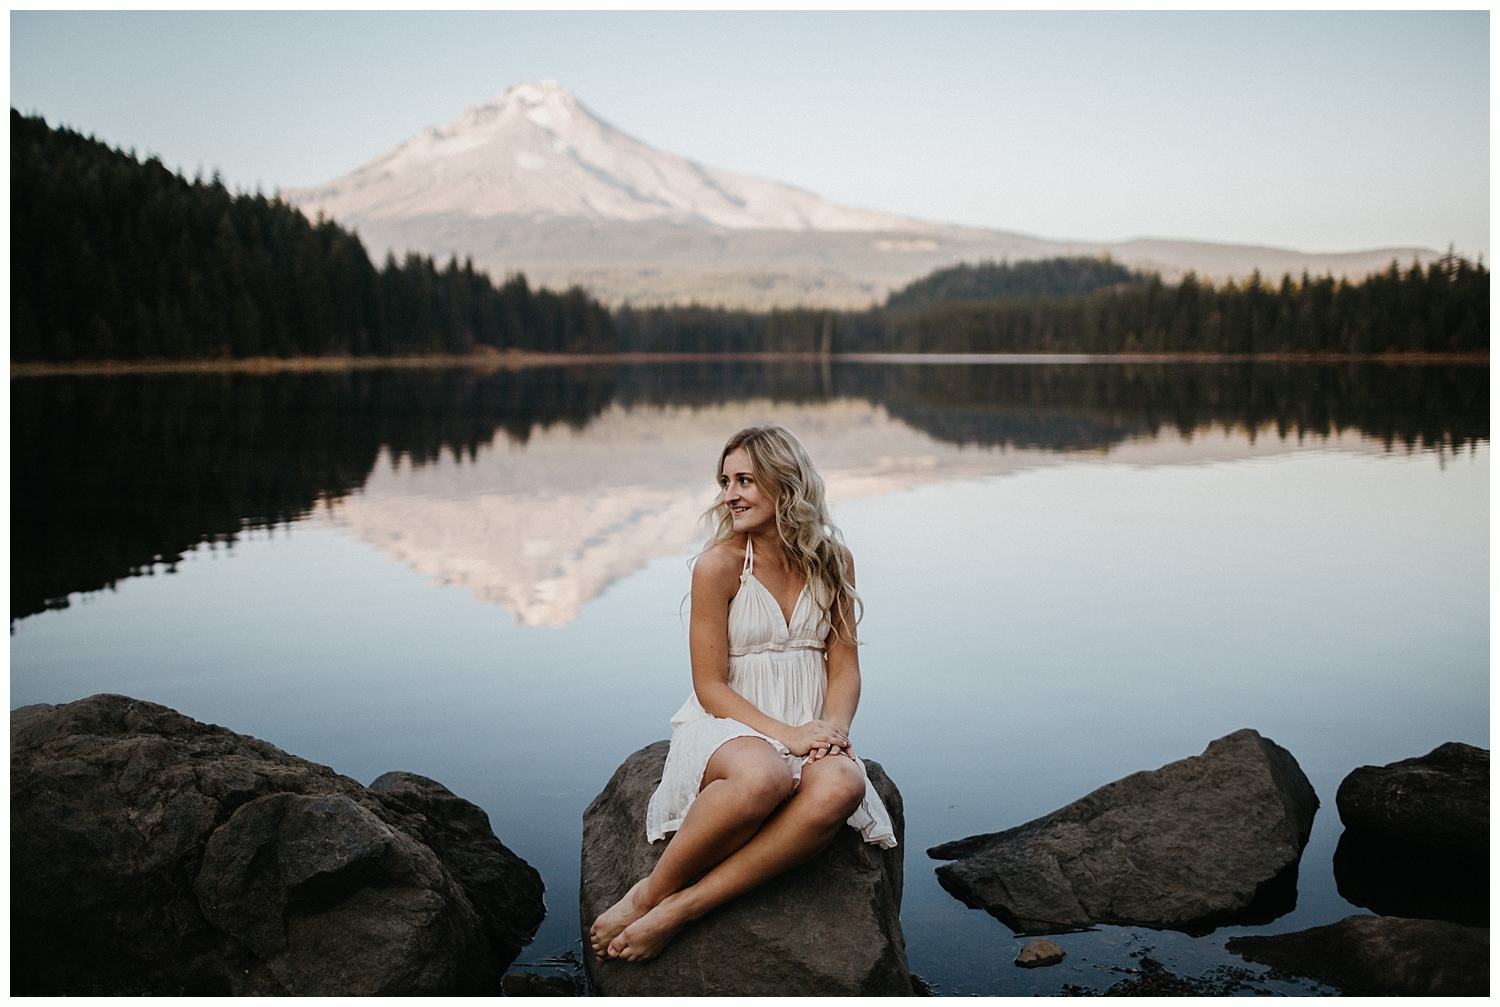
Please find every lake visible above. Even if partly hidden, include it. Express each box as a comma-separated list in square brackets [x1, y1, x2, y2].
[10, 360, 1488, 995]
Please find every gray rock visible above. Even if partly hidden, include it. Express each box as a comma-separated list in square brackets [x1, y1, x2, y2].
[927, 729, 1318, 934]
[11, 694, 544, 995]
[1014, 938, 1065, 968]
[580, 740, 912, 995]
[1336, 742, 1488, 855]
[1226, 914, 1489, 996]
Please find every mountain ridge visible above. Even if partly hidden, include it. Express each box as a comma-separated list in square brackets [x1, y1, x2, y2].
[284, 80, 1437, 309]
[287, 79, 918, 233]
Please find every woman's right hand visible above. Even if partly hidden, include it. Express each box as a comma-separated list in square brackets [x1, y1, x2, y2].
[782, 720, 850, 759]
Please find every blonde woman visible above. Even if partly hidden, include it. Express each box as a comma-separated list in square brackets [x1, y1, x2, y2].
[589, 424, 897, 963]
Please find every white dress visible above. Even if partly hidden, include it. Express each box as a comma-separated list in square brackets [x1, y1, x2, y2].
[644, 539, 898, 849]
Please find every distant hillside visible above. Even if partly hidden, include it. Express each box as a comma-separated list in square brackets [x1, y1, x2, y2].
[11, 110, 613, 362]
[285, 80, 1440, 310]
[885, 257, 1140, 309]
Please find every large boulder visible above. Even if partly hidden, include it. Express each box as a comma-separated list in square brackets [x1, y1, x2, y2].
[11, 694, 545, 995]
[1226, 914, 1489, 996]
[927, 729, 1318, 934]
[1331, 743, 1489, 928]
[580, 740, 912, 995]
[1336, 742, 1488, 855]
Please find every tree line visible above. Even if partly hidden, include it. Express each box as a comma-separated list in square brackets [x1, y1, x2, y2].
[872, 255, 1488, 355]
[11, 110, 1488, 362]
[11, 110, 615, 362]
[614, 255, 1487, 356]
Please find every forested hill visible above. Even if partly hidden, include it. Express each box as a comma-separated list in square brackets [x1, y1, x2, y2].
[885, 257, 1140, 309]
[11, 111, 615, 362]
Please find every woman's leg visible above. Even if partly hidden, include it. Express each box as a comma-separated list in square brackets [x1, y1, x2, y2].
[589, 736, 793, 959]
[607, 753, 867, 961]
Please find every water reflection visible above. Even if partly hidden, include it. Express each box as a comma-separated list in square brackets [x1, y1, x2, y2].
[324, 402, 1395, 626]
[11, 361, 1486, 622]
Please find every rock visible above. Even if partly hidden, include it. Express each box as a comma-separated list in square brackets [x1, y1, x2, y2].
[502, 971, 585, 995]
[369, 771, 546, 967]
[1014, 938, 1065, 968]
[927, 729, 1318, 934]
[1226, 914, 1489, 996]
[580, 740, 912, 995]
[1333, 826, 1487, 927]
[11, 694, 545, 995]
[1336, 742, 1488, 856]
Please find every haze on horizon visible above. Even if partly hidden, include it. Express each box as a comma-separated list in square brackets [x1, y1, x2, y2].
[9, 10, 1490, 260]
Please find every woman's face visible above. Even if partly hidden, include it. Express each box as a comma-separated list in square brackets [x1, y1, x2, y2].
[721, 447, 775, 534]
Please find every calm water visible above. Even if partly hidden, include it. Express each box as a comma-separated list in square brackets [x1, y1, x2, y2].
[10, 361, 1488, 995]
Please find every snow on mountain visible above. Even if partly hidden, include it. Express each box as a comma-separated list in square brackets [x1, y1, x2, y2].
[284, 80, 1436, 309]
[285, 80, 915, 232]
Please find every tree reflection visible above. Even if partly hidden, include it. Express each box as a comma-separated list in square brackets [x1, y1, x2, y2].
[11, 362, 1486, 621]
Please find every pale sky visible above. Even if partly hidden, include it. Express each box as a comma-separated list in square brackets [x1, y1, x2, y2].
[10, 11, 1490, 257]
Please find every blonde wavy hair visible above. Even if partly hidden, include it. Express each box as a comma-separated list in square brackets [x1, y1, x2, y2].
[704, 425, 862, 642]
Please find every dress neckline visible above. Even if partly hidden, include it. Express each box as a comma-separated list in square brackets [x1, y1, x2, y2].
[741, 537, 807, 631]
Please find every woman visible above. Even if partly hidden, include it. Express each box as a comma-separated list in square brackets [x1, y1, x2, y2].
[589, 424, 897, 963]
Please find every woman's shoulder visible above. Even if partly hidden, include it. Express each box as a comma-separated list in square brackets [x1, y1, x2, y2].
[827, 539, 855, 574]
[692, 539, 744, 587]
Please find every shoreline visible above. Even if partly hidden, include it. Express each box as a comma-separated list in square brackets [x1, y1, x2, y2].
[10, 348, 1489, 378]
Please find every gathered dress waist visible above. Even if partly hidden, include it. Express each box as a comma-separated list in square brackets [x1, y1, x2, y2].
[729, 638, 825, 657]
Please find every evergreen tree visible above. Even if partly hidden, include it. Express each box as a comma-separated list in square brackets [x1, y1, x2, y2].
[11, 110, 616, 362]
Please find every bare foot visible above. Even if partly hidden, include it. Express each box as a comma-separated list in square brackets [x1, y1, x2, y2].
[608, 892, 694, 962]
[589, 879, 653, 961]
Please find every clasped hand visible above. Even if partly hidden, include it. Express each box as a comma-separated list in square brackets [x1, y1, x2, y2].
[783, 719, 853, 761]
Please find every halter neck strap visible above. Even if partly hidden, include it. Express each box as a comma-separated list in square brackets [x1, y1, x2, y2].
[741, 537, 754, 577]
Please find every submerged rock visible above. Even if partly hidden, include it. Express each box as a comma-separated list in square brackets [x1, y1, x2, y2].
[1336, 742, 1488, 855]
[580, 740, 913, 996]
[1226, 914, 1489, 996]
[1333, 826, 1488, 927]
[928, 729, 1318, 934]
[1015, 938, 1065, 968]
[11, 694, 545, 995]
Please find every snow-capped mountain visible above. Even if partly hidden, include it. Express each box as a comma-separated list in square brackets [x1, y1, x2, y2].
[285, 80, 1435, 309]
[286, 80, 914, 232]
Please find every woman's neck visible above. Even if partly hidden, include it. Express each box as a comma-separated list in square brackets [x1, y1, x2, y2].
[745, 528, 791, 573]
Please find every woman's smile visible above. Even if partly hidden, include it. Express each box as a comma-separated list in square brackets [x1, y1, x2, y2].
[721, 447, 772, 532]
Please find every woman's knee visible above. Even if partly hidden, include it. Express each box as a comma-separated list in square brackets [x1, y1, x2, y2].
[709, 741, 793, 811]
[802, 759, 866, 821]
[739, 760, 795, 809]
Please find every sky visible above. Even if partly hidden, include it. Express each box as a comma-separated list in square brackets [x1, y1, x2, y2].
[9, 11, 1491, 257]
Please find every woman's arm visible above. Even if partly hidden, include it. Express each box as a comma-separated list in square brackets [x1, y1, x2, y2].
[820, 547, 861, 756]
[689, 545, 849, 758]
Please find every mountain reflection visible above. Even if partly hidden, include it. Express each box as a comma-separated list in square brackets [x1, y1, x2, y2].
[12, 361, 1486, 623]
